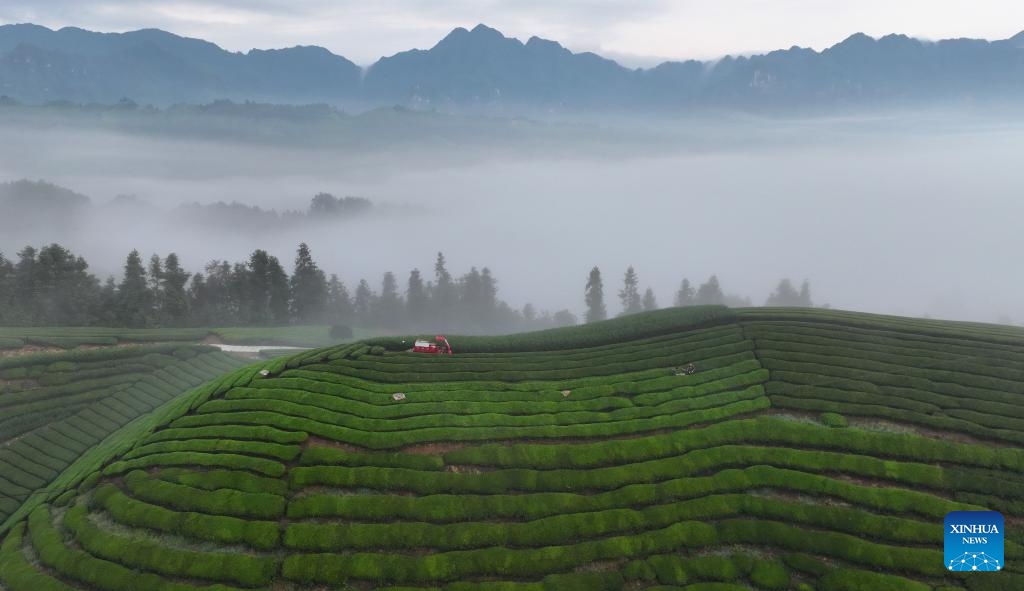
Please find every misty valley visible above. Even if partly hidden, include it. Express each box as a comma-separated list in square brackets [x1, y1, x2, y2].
[1, 12, 1024, 591]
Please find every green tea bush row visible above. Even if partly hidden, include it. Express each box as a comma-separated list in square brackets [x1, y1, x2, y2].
[371, 323, 738, 363]
[736, 307, 1024, 346]
[122, 438, 301, 462]
[768, 381, 1024, 434]
[92, 484, 279, 549]
[284, 493, 934, 552]
[179, 396, 767, 449]
[0, 337, 24, 349]
[282, 520, 719, 584]
[289, 444, 946, 496]
[145, 424, 308, 445]
[0, 523, 76, 591]
[200, 384, 765, 432]
[299, 447, 445, 470]
[758, 348, 1023, 399]
[767, 361, 1023, 414]
[27, 506, 252, 591]
[740, 315, 1024, 354]
[717, 519, 941, 576]
[745, 322, 1024, 371]
[288, 464, 972, 523]
[156, 467, 290, 496]
[0, 374, 140, 410]
[342, 330, 745, 375]
[63, 504, 276, 587]
[256, 356, 757, 403]
[444, 416, 1024, 471]
[756, 336, 1024, 385]
[769, 395, 1024, 446]
[122, 470, 286, 519]
[104, 451, 286, 478]
[364, 306, 734, 353]
[227, 385, 633, 418]
[0, 343, 213, 371]
[311, 341, 754, 384]
[817, 567, 931, 591]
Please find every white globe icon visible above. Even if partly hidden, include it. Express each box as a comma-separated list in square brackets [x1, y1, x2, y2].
[947, 552, 1002, 572]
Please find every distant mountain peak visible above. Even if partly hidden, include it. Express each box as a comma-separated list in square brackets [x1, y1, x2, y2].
[469, 23, 503, 37]
[434, 23, 511, 49]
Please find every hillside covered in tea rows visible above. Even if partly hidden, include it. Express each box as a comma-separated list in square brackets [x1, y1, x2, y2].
[0, 305, 1021, 591]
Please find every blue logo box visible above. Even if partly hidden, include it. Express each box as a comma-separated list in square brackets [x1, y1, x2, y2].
[945, 511, 1004, 572]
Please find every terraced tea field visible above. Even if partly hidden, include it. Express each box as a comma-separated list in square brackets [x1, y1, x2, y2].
[0, 344, 246, 528]
[1, 306, 1022, 590]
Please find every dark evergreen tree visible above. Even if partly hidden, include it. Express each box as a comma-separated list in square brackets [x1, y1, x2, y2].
[13, 246, 37, 319]
[674, 278, 695, 307]
[695, 275, 725, 305]
[148, 251, 163, 317]
[406, 269, 428, 327]
[117, 250, 151, 327]
[522, 303, 537, 327]
[0, 252, 18, 324]
[376, 272, 403, 328]
[186, 273, 209, 326]
[584, 266, 607, 323]
[552, 309, 578, 327]
[618, 266, 642, 316]
[460, 267, 486, 327]
[247, 249, 290, 325]
[326, 274, 353, 325]
[16, 244, 99, 326]
[799, 280, 813, 307]
[642, 287, 658, 311]
[766, 278, 801, 307]
[432, 252, 457, 322]
[481, 268, 498, 318]
[200, 261, 237, 324]
[161, 253, 190, 326]
[96, 276, 118, 325]
[289, 242, 328, 324]
[353, 279, 374, 325]
[229, 262, 251, 324]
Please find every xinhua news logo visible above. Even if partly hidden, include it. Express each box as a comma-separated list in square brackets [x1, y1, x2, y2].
[945, 511, 1004, 572]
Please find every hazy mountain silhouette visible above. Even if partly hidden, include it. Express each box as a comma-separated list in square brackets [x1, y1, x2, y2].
[2, 22, 1023, 112]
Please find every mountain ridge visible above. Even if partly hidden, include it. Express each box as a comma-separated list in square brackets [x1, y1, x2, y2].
[2, 22, 1024, 112]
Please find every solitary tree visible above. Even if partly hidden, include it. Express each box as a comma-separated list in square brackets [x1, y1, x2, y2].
[695, 275, 724, 306]
[584, 266, 607, 323]
[353, 279, 374, 325]
[161, 253, 190, 326]
[619, 266, 642, 316]
[799, 280, 813, 307]
[642, 287, 658, 311]
[326, 274, 353, 325]
[432, 252, 456, 322]
[118, 250, 151, 327]
[290, 243, 328, 323]
[674, 278, 695, 307]
[552, 309, 578, 327]
[376, 271, 403, 328]
[766, 278, 801, 307]
[406, 269, 428, 327]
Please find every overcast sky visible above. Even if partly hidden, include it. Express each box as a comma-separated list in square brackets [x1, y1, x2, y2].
[2, 1, 1024, 66]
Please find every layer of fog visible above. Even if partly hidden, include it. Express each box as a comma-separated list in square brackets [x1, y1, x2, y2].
[1, 112, 1022, 325]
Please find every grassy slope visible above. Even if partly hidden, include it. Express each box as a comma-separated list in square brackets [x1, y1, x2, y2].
[1, 305, 1022, 591]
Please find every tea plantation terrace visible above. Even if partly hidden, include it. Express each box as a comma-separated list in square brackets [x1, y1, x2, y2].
[0, 305, 1022, 591]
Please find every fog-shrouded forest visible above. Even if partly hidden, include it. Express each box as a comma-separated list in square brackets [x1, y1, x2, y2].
[2, 100, 1023, 327]
[0, 238, 815, 334]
